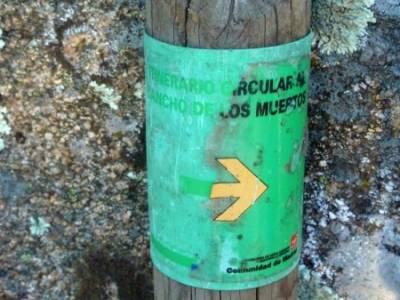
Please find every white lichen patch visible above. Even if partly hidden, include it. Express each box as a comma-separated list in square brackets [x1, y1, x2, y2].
[126, 171, 137, 180]
[334, 198, 355, 222]
[29, 217, 51, 237]
[312, 0, 376, 54]
[134, 81, 144, 99]
[0, 106, 11, 151]
[126, 171, 146, 182]
[0, 28, 5, 50]
[89, 81, 121, 110]
[303, 182, 336, 280]
[299, 265, 344, 300]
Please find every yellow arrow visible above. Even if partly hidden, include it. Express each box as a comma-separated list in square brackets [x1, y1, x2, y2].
[210, 158, 268, 222]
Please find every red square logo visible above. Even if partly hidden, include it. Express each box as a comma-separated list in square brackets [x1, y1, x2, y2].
[290, 234, 298, 249]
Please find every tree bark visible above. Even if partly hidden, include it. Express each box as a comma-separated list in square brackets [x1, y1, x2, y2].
[146, 1, 310, 299]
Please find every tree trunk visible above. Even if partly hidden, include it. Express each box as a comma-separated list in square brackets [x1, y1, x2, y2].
[146, 1, 311, 299]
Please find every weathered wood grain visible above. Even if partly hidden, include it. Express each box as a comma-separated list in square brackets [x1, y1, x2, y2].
[147, 0, 310, 298]
[146, 0, 310, 48]
[154, 268, 299, 300]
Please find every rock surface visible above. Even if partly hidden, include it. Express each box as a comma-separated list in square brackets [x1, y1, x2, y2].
[0, 1, 399, 299]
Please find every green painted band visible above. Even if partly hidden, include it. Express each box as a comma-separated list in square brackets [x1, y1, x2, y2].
[179, 176, 212, 197]
[151, 235, 198, 268]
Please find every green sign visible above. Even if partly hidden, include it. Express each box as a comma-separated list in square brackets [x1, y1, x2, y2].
[145, 33, 312, 290]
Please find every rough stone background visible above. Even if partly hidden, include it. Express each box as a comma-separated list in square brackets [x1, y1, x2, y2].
[0, 1, 399, 300]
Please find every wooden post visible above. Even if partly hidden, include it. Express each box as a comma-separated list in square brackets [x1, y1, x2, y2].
[146, 1, 311, 299]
